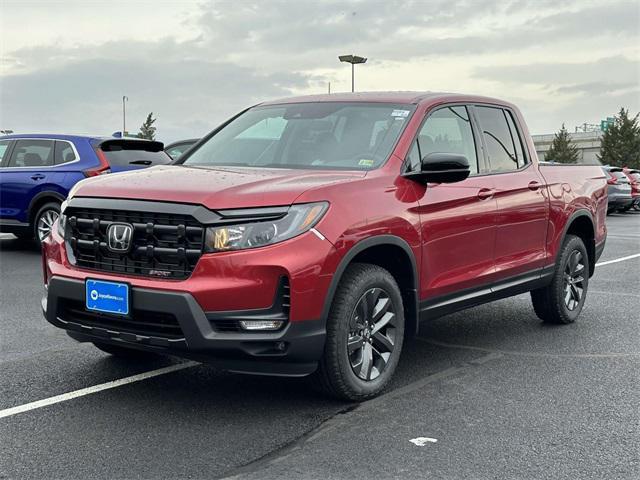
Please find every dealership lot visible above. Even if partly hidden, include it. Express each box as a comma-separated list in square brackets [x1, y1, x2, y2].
[0, 213, 638, 479]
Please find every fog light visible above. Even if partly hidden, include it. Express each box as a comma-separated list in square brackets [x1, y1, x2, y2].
[239, 320, 284, 331]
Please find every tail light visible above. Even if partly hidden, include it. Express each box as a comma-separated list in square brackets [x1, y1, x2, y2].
[84, 149, 111, 177]
[607, 171, 618, 185]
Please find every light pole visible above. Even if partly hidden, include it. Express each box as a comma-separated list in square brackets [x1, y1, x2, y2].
[338, 55, 367, 92]
[122, 96, 128, 137]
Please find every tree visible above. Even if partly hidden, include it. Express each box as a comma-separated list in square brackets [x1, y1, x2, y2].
[598, 108, 640, 169]
[139, 112, 157, 140]
[545, 123, 579, 164]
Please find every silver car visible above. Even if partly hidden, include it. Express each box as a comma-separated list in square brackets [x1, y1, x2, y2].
[602, 166, 633, 214]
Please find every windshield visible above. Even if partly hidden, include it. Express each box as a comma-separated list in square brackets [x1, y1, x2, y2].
[182, 102, 415, 170]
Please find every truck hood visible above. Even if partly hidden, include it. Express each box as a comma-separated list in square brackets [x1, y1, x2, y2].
[71, 165, 366, 209]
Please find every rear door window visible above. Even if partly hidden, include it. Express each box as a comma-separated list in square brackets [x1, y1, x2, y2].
[7, 139, 55, 167]
[611, 171, 629, 183]
[54, 141, 77, 165]
[475, 106, 522, 173]
[0, 140, 11, 166]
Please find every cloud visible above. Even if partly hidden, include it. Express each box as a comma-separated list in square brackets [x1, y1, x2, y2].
[0, 57, 315, 140]
[0, 0, 639, 141]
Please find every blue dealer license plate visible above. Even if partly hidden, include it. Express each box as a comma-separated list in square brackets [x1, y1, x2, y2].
[86, 279, 130, 316]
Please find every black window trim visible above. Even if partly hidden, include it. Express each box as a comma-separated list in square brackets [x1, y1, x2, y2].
[401, 102, 487, 177]
[1, 138, 81, 170]
[469, 103, 532, 175]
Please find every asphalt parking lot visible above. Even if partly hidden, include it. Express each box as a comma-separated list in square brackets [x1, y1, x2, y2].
[1, 212, 638, 480]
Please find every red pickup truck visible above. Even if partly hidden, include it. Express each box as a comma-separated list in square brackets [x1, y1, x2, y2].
[42, 92, 607, 400]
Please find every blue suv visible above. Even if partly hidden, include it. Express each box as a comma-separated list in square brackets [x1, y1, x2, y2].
[0, 134, 172, 246]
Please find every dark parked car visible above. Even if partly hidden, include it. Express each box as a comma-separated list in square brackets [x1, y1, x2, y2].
[43, 92, 607, 400]
[0, 134, 172, 245]
[602, 165, 633, 214]
[164, 138, 199, 160]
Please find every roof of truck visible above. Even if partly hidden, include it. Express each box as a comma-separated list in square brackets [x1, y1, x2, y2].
[260, 91, 511, 106]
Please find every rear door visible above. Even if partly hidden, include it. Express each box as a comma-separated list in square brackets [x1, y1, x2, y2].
[410, 104, 497, 300]
[472, 105, 548, 280]
[0, 139, 56, 223]
[96, 139, 173, 173]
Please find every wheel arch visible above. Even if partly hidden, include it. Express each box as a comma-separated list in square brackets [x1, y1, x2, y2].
[562, 209, 596, 277]
[28, 191, 65, 225]
[321, 235, 420, 337]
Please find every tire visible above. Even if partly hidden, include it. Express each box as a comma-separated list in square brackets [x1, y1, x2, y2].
[622, 205, 632, 212]
[311, 263, 405, 401]
[92, 341, 161, 359]
[531, 234, 589, 324]
[33, 202, 60, 247]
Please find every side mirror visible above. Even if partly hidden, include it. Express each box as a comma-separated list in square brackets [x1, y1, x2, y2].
[405, 152, 471, 184]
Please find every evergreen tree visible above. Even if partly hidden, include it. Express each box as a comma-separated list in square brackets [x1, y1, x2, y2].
[598, 108, 640, 169]
[545, 123, 579, 164]
[139, 112, 157, 140]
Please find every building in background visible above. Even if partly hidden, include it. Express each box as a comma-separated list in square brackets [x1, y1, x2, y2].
[532, 131, 602, 165]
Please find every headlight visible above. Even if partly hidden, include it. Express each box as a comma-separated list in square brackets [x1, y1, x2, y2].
[57, 201, 68, 238]
[204, 202, 328, 252]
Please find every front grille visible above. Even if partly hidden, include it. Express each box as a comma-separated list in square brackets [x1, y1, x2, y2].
[66, 207, 205, 279]
[58, 299, 184, 339]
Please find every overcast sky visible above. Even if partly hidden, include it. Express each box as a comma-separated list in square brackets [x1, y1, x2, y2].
[1, 0, 638, 142]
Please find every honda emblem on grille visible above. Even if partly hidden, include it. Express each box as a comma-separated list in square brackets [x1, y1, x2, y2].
[107, 223, 133, 253]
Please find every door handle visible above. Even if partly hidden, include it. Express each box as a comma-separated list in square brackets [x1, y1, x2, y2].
[31, 174, 45, 181]
[528, 181, 541, 191]
[477, 188, 495, 200]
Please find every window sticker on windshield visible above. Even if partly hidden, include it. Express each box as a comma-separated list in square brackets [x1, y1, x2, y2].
[358, 159, 374, 167]
[391, 109, 410, 118]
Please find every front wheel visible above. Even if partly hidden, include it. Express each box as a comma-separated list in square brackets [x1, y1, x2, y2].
[531, 234, 589, 324]
[312, 263, 405, 401]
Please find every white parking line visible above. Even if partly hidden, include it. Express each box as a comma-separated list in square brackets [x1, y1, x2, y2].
[596, 253, 640, 267]
[0, 361, 198, 420]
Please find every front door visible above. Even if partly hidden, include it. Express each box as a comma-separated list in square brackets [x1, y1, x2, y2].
[408, 105, 497, 300]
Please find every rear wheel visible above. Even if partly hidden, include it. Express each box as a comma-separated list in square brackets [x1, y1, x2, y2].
[92, 341, 161, 359]
[531, 234, 589, 324]
[33, 202, 60, 247]
[312, 263, 404, 401]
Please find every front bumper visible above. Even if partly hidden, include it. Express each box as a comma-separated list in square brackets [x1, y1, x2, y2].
[43, 276, 325, 376]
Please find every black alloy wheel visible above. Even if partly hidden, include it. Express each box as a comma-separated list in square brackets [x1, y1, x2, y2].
[347, 287, 398, 381]
[563, 250, 586, 311]
[531, 234, 589, 324]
